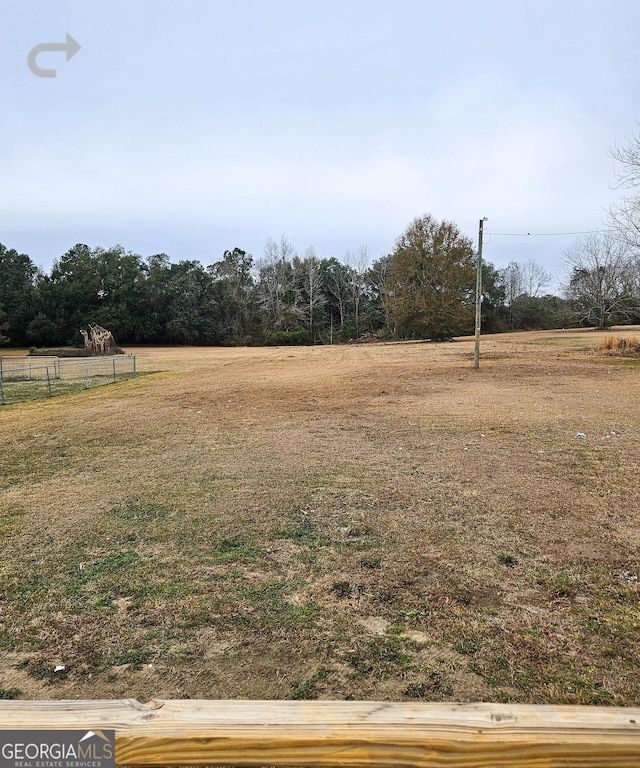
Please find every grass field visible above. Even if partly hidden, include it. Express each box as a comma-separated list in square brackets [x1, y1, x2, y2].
[0, 329, 639, 704]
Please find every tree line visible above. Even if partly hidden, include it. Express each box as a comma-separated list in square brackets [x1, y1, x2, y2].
[0, 233, 559, 349]
[2, 130, 639, 348]
[0, 229, 637, 349]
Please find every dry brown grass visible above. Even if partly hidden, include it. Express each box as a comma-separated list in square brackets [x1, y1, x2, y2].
[600, 335, 640, 355]
[1, 328, 639, 704]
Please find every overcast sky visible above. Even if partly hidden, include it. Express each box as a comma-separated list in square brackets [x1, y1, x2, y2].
[2, 0, 639, 286]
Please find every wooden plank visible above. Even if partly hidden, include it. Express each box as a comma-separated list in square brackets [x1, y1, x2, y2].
[0, 699, 639, 767]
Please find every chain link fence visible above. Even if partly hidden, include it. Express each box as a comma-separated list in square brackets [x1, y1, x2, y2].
[0, 354, 137, 405]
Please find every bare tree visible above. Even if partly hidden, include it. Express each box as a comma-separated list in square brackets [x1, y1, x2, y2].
[500, 262, 523, 301]
[499, 259, 553, 329]
[521, 259, 552, 297]
[562, 233, 639, 329]
[500, 260, 551, 301]
[499, 262, 523, 330]
[322, 258, 352, 331]
[257, 235, 296, 327]
[608, 130, 640, 253]
[295, 246, 325, 342]
[345, 245, 369, 338]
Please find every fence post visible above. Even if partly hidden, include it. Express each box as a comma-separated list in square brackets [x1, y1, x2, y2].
[132, 354, 137, 376]
[113, 357, 117, 382]
[29, 357, 33, 380]
[85, 361, 90, 389]
[46, 366, 52, 396]
[0, 368, 5, 405]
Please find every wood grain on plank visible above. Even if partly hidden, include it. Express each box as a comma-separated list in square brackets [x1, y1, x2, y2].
[1, 700, 639, 767]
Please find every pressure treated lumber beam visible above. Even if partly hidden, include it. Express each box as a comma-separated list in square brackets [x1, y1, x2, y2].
[1, 699, 639, 767]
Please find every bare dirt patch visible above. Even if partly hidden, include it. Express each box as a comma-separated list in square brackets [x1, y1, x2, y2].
[1, 329, 639, 704]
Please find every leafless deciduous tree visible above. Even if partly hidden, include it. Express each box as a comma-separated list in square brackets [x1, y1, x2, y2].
[345, 245, 370, 338]
[499, 260, 553, 329]
[608, 130, 640, 253]
[500, 260, 552, 302]
[521, 259, 552, 297]
[295, 246, 325, 342]
[322, 259, 352, 330]
[257, 235, 296, 328]
[562, 233, 639, 329]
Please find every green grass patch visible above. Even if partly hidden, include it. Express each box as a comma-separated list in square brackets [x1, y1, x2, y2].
[78, 550, 140, 581]
[279, 514, 329, 547]
[0, 372, 137, 405]
[403, 668, 453, 699]
[1, 379, 82, 403]
[18, 658, 68, 684]
[346, 634, 415, 678]
[497, 552, 517, 567]
[230, 581, 323, 632]
[108, 648, 154, 670]
[524, 336, 591, 347]
[0, 506, 26, 528]
[210, 535, 264, 564]
[0, 687, 21, 699]
[454, 632, 482, 656]
[287, 666, 330, 700]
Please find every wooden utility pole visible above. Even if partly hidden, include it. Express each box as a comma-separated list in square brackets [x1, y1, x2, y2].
[474, 217, 488, 370]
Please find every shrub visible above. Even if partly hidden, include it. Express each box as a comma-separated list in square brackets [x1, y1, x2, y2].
[264, 329, 311, 346]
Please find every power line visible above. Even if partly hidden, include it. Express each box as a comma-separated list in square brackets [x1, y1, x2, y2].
[486, 229, 615, 237]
